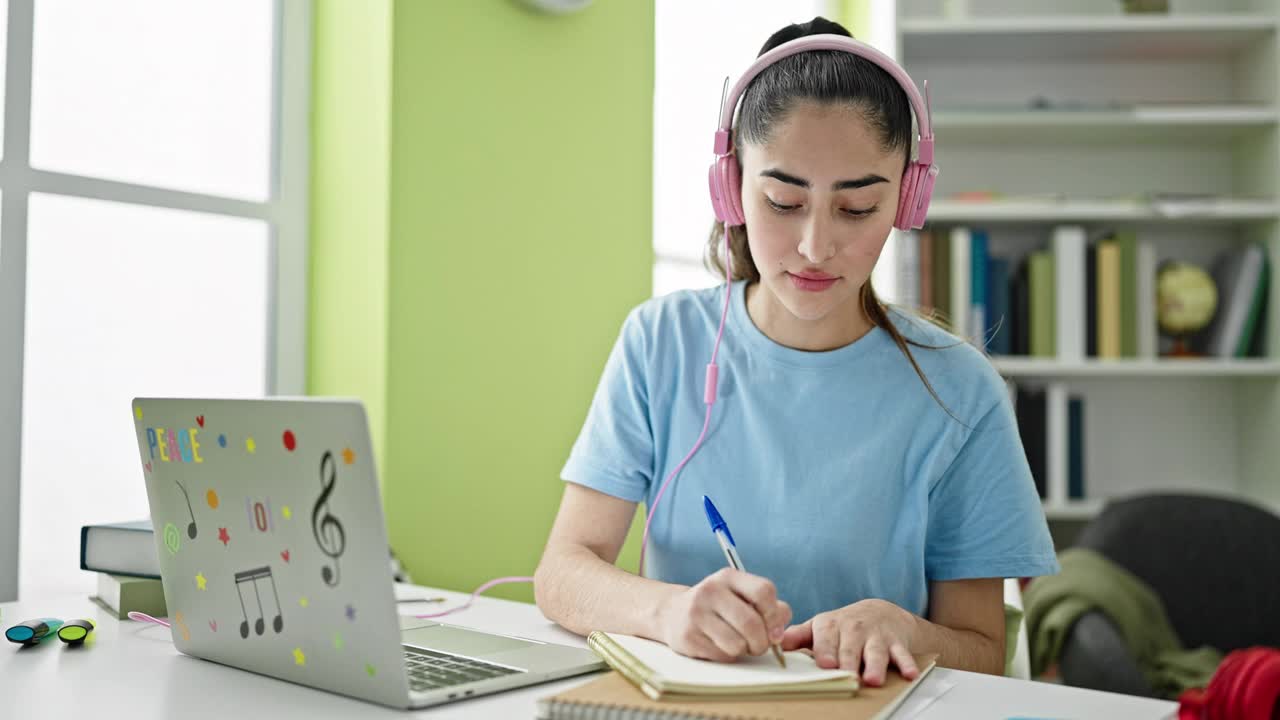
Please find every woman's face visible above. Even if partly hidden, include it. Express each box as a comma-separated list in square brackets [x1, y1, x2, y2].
[738, 101, 903, 330]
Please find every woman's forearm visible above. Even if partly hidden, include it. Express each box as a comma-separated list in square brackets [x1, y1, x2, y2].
[910, 613, 1005, 675]
[534, 543, 685, 640]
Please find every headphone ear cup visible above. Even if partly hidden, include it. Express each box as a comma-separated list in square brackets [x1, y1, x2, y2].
[708, 154, 746, 226]
[895, 163, 921, 231]
[895, 162, 937, 231]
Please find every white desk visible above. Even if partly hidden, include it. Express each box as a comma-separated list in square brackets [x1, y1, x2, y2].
[1, 585, 1178, 719]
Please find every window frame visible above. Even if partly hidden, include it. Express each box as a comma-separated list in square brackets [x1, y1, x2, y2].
[0, 0, 312, 601]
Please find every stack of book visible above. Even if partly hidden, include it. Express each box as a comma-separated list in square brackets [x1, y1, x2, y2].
[80, 519, 166, 618]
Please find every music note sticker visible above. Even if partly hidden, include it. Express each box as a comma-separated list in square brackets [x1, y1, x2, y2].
[234, 565, 284, 638]
[176, 480, 198, 539]
[312, 451, 346, 587]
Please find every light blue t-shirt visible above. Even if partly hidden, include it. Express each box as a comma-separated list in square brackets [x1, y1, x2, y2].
[562, 280, 1059, 624]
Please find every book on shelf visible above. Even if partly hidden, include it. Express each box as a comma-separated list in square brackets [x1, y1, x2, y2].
[1201, 243, 1270, 358]
[1029, 251, 1055, 358]
[92, 573, 167, 620]
[80, 519, 158, 579]
[1068, 395, 1086, 501]
[1053, 226, 1087, 362]
[1014, 386, 1048, 499]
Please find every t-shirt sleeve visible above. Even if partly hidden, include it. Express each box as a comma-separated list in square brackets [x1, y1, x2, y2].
[559, 307, 653, 503]
[925, 389, 1060, 581]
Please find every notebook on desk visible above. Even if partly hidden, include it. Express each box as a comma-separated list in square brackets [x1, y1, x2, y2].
[538, 632, 938, 720]
[587, 631, 861, 701]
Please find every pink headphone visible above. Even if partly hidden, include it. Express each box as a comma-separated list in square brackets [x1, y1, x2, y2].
[707, 33, 938, 231]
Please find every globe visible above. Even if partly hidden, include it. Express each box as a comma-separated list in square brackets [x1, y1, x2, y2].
[1157, 262, 1217, 355]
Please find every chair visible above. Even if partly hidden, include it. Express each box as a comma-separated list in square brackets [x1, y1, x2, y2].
[1057, 493, 1280, 697]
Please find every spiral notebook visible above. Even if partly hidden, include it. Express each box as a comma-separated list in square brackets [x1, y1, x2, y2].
[536, 635, 938, 720]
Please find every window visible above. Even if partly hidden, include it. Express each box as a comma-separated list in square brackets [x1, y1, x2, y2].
[0, 0, 311, 600]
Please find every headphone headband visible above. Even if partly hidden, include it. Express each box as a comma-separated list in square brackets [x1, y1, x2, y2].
[712, 34, 933, 166]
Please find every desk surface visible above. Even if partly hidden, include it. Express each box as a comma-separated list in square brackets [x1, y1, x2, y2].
[2, 585, 1177, 720]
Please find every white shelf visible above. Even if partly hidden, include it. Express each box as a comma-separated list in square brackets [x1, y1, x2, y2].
[993, 358, 1280, 378]
[927, 199, 1280, 223]
[901, 14, 1276, 62]
[932, 106, 1278, 143]
[1043, 499, 1104, 521]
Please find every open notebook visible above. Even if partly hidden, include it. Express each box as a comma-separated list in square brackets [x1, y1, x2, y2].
[587, 631, 861, 702]
[539, 632, 939, 720]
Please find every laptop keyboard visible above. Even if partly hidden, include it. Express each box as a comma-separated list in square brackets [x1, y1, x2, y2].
[403, 646, 525, 692]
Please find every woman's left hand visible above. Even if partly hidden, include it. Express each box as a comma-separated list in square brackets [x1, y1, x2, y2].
[779, 599, 920, 686]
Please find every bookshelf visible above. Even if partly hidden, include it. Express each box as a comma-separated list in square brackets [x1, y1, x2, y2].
[896, 0, 1280, 526]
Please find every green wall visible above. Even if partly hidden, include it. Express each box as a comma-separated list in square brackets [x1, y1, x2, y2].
[311, 1, 654, 602]
[308, 0, 391, 474]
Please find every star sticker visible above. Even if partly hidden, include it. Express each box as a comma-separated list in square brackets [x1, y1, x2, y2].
[195, 572, 207, 590]
[134, 407, 143, 420]
[299, 596, 309, 608]
[246, 437, 256, 454]
[282, 505, 292, 520]
[345, 604, 356, 621]
[293, 648, 306, 666]
[333, 632, 344, 650]
[342, 447, 355, 465]
[218, 527, 230, 546]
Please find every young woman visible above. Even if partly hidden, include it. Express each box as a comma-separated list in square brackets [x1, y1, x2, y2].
[534, 17, 1057, 686]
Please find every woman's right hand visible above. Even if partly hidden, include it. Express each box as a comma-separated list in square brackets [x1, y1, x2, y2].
[656, 567, 792, 662]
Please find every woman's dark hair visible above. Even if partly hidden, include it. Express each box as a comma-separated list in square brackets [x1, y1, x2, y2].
[705, 16, 960, 418]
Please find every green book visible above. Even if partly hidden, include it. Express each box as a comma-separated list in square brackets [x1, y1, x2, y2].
[92, 572, 167, 620]
[1116, 230, 1138, 357]
[1029, 251, 1056, 358]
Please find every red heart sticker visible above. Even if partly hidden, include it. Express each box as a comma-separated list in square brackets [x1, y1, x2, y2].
[281, 549, 290, 563]
[196, 415, 205, 428]
[144, 462, 152, 473]
[209, 620, 218, 632]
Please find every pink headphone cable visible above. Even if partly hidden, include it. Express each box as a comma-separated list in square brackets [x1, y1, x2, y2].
[637, 226, 733, 577]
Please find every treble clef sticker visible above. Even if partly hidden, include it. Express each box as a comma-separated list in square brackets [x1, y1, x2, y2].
[312, 451, 346, 587]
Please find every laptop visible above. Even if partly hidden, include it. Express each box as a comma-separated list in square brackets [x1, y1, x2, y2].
[130, 397, 604, 709]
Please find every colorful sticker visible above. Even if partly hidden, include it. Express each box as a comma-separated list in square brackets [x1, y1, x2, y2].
[293, 647, 306, 666]
[299, 596, 309, 608]
[246, 437, 256, 454]
[206, 489, 220, 509]
[283, 430, 297, 452]
[195, 572, 207, 591]
[196, 415, 205, 428]
[345, 604, 356, 622]
[218, 527, 230, 546]
[280, 549, 290, 563]
[246, 497, 274, 533]
[218, 434, 227, 448]
[342, 448, 355, 465]
[144, 461, 152, 473]
[135, 407, 143, 420]
[365, 664, 376, 677]
[174, 611, 191, 642]
[333, 632, 344, 650]
[163, 523, 181, 555]
[209, 620, 218, 633]
[282, 505, 292, 520]
[313, 451, 346, 587]
[234, 565, 283, 638]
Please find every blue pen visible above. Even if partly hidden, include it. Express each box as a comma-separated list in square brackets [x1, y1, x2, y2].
[703, 495, 786, 668]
